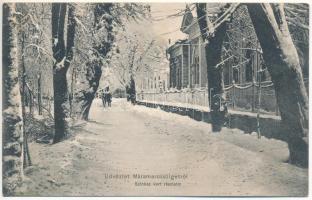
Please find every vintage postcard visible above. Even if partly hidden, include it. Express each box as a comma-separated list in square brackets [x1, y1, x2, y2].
[2, 1, 309, 197]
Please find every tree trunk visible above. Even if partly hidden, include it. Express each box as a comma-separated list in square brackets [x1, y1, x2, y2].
[20, 33, 31, 168]
[53, 69, 68, 143]
[69, 67, 76, 117]
[37, 73, 42, 115]
[2, 3, 24, 196]
[29, 90, 33, 115]
[52, 3, 67, 143]
[52, 3, 76, 143]
[126, 85, 130, 101]
[74, 60, 102, 120]
[196, 3, 228, 132]
[247, 3, 308, 166]
[129, 76, 136, 104]
[80, 98, 93, 120]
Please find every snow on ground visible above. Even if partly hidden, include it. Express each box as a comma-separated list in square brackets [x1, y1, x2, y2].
[139, 99, 211, 112]
[129, 101, 212, 131]
[139, 99, 281, 120]
[17, 98, 308, 196]
[129, 100, 288, 162]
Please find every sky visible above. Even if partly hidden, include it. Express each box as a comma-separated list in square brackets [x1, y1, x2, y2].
[101, 3, 190, 90]
[150, 3, 188, 44]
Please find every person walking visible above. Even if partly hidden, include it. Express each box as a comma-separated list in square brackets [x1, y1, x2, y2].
[103, 86, 112, 107]
[101, 88, 107, 107]
[105, 86, 112, 107]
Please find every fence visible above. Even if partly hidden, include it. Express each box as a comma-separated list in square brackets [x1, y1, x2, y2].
[137, 79, 309, 116]
[224, 81, 279, 115]
[137, 87, 209, 108]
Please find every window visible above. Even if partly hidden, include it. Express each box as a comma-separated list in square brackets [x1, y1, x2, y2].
[194, 56, 200, 85]
[233, 68, 239, 83]
[176, 56, 182, 89]
[176, 68, 181, 89]
[170, 58, 176, 88]
[245, 50, 253, 82]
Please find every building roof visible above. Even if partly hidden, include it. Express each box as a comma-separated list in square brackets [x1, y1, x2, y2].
[166, 39, 187, 53]
[180, 5, 194, 34]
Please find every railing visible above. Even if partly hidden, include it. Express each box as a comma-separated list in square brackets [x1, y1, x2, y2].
[137, 79, 309, 116]
[137, 87, 209, 108]
[224, 81, 279, 115]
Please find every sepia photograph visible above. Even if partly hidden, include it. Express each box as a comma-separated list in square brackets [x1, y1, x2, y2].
[2, 1, 309, 197]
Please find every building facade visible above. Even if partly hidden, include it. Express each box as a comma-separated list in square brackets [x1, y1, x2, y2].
[167, 6, 208, 90]
[138, 5, 308, 115]
[167, 5, 274, 89]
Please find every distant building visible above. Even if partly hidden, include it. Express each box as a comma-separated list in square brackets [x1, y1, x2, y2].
[136, 61, 169, 93]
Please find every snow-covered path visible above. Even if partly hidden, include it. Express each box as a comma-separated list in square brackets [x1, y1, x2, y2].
[24, 98, 307, 196]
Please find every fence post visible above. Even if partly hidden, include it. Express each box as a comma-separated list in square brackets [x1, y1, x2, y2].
[205, 87, 208, 107]
[153, 92, 155, 107]
[257, 69, 262, 139]
[209, 88, 213, 109]
[232, 80, 235, 109]
[275, 97, 279, 116]
[163, 92, 165, 106]
[252, 79, 255, 112]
